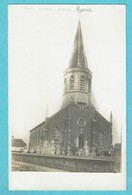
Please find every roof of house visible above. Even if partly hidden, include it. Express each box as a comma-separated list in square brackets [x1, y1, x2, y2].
[12, 138, 27, 147]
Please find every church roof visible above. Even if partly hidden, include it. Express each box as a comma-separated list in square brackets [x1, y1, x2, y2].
[95, 110, 110, 124]
[69, 21, 88, 69]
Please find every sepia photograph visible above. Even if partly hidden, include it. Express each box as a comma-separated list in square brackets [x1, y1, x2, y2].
[8, 4, 126, 190]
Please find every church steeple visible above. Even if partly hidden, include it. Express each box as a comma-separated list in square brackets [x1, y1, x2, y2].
[62, 21, 93, 109]
[69, 21, 88, 69]
[110, 111, 112, 124]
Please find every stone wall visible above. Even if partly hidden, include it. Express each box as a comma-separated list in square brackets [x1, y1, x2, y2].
[12, 152, 118, 172]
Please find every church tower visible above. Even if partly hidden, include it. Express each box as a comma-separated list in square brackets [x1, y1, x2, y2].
[62, 21, 93, 109]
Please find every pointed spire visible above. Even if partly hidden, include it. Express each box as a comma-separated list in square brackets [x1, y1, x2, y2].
[44, 105, 49, 129]
[69, 21, 88, 69]
[110, 111, 112, 123]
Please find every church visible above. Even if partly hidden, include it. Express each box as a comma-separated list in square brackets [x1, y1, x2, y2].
[28, 22, 113, 155]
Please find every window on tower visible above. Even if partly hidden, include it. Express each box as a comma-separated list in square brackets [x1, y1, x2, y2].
[70, 75, 74, 90]
[80, 75, 85, 91]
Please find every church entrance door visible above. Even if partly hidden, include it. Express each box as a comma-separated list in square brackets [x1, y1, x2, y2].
[78, 134, 84, 149]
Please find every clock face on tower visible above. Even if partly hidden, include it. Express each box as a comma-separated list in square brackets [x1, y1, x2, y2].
[77, 118, 86, 127]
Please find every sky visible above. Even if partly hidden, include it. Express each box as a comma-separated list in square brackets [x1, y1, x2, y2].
[8, 5, 126, 145]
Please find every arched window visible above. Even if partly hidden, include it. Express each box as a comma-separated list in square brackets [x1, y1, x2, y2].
[88, 78, 91, 93]
[64, 78, 67, 93]
[98, 131, 104, 146]
[54, 127, 60, 141]
[80, 75, 85, 91]
[70, 75, 74, 90]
